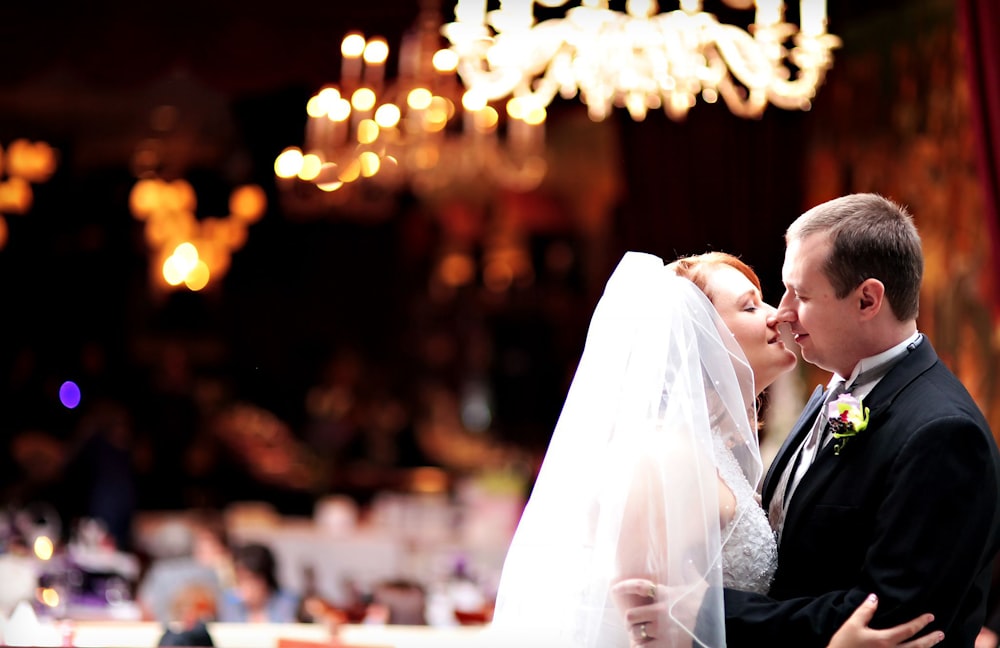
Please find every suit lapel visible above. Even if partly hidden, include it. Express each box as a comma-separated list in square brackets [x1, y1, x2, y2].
[762, 384, 824, 507]
[778, 339, 941, 540]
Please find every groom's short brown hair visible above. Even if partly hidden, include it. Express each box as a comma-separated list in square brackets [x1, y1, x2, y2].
[786, 193, 923, 321]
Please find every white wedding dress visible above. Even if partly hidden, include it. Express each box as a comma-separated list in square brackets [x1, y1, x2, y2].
[715, 434, 779, 595]
[489, 252, 774, 647]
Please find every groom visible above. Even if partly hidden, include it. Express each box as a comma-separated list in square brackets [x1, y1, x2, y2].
[723, 193, 1000, 646]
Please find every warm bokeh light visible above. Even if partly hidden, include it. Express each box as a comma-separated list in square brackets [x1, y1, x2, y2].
[162, 254, 189, 286]
[298, 154, 323, 181]
[374, 104, 402, 128]
[6, 138, 57, 183]
[363, 38, 389, 65]
[474, 106, 499, 133]
[461, 91, 487, 113]
[184, 260, 211, 291]
[341, 33, 366, 58]
[407, 88, 433, 111]
[357, 119, 380, 145]
[172, 242, 199, 272]
[523, 104, 547, 126]
[33, 535, 54, 561]
[59, 381, 81, 409]
[274, 148, 304, 179]
[39, 587, 60, 608]
[278, 11, 549, 202]
[329, 98, 352, 122]
[358, 151, 381, 177]
[229, 184, 266, 222]
[0, 176, 32, 214]
[352, 88, 377, 112]
[438, 252, 476, 287]
[338, 158, 362, 183]
[432, 48, 459, 72]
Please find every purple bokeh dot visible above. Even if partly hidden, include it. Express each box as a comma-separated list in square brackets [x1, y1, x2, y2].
[59, 381, 81, 409]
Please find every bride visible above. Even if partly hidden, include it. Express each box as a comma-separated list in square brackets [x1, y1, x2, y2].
[485, 252, 941, 648]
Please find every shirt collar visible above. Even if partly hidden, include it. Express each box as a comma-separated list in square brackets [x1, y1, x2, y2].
[829, 331, 923, 393]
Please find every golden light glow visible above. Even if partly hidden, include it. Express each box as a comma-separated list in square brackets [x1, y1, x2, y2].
[277, 6, 548, 207]
[357, 119, 380, 144]
[363, 38, 389, 65]
[338, 158, 362, 183]
[230, 185, 266, 222]
[407, 88, 433, 111]
[130, 177, 265, 292]
[274, 148, 304, 179]
[358, 151, 381, 177]
[39, 587, 60, 608]
[341, 33, 366, 58]
[432, 48, 459, 72]
[184, 260, 211, 291]
[374, 103, 402, 128]
[33, 535, 54, 561]
[438, 252, 476, 287]
[0, 137, 58, 249]
[298, 154, 322, 181]
[351, 88, 377, 112]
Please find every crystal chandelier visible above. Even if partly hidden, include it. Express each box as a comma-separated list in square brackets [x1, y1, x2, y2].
[274, 0, 548, 216]
[443, 0, 841, 121]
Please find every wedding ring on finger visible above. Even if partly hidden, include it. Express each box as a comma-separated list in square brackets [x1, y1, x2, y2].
[638, 623, 649, 641]
[648, 583, 657, 600]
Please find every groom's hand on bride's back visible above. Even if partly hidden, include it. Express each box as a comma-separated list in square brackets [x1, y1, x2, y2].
[828, 594, 943, 648]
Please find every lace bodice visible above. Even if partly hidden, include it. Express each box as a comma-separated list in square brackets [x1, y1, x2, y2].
[715, 435, 778, 594]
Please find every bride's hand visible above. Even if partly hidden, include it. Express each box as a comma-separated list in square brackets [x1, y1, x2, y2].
[611, 578, 704, 648]
[828, 594, 943, 648]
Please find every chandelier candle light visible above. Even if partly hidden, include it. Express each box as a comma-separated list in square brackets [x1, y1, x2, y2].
[444, 0, 841, 121]
[275, 0, 549, 207]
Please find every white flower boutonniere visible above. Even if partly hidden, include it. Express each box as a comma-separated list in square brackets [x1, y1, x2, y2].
[827, 393, 870, 455]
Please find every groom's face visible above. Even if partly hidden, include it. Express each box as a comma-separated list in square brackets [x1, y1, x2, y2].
[777, 233, 860, 377]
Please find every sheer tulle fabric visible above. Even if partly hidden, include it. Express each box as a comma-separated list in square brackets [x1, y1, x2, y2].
[486, 252, 759, 647]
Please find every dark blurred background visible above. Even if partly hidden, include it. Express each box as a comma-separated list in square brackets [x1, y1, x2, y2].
[0, 0, 997, 541]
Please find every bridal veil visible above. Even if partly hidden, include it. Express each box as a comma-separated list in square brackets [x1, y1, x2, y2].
[487, 252, 761, 647]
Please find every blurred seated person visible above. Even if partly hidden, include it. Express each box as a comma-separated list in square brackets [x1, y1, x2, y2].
[137, 518, 225, 624]
[218, 542, 299, 623]
[364, 579, 427, 626]
[157, 583, 217, 646]
[188, 510, 235, 591]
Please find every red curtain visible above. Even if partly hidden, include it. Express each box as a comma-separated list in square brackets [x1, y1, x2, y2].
[959, 0, 1000, 316]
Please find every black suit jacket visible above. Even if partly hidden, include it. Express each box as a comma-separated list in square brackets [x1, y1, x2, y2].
[723, 338, 1000, 647]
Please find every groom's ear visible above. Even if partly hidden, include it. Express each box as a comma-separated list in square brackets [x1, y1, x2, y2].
[857, 279, 885, 320]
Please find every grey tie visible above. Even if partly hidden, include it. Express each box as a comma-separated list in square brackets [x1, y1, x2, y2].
[767, 379, 848, 538]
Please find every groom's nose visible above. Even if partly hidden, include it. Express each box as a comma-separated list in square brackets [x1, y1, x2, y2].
[775, 291, 797, 323]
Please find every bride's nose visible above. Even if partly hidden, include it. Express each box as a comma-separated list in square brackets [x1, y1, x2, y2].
[765, 305, 780, 327]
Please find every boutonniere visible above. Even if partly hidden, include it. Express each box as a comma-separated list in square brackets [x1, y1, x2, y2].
[827, 393, 870, 455]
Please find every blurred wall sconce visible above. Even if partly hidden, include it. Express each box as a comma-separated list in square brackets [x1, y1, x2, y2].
[0, 139, 58, 249]
[129, 178, 266, 292]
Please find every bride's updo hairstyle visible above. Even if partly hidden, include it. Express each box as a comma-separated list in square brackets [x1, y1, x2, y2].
[666, 251, 762, 301]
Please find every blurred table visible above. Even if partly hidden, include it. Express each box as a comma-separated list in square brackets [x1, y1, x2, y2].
[67, 621, 494, 647]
